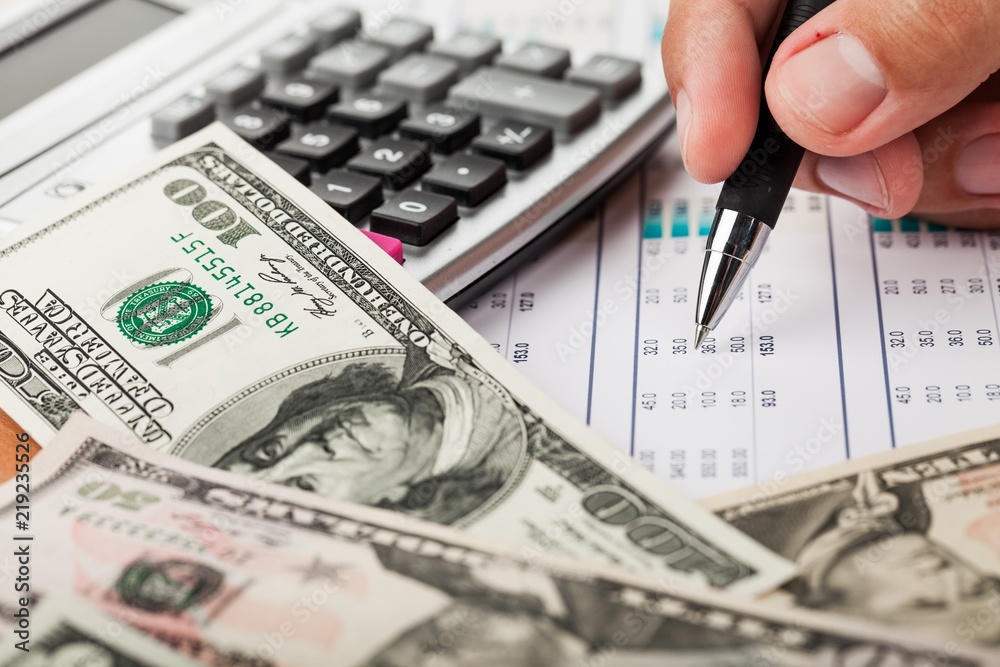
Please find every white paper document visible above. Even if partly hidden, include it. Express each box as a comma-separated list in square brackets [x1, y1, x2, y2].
[463, 138, 1000, 498]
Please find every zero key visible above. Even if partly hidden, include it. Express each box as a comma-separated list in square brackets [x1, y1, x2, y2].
[370, 190, 458, 246]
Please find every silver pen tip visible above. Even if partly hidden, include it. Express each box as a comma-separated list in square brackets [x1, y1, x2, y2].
[694, 324, 711, 350]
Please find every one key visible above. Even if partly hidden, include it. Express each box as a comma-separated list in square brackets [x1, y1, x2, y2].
[310, 170, 383, 223]
[326, 94, 407, 138]
[370, 190, 458, 246]
[347, 138, 430, 189]
[309, 9, 362, 49]
[368, 19, 433, 60]
[471, 120, 553, 170]
[496, 43, 571, 78]
[264, 152, 311, 185]
[449, 67, 600, 133]
[378, 54, 459, 104]
[218, 105, 291, 150]
[151, 95, 214, 141]
[206, 65, 265, 107]
[261, 76, 338, 122]
[567, 55, 642, 101]
[398, 104, 480, 154]
[261, 34, 318, 74]
[429, 33, 502, 74]
[422, 154, 506, 207]
[276, 123, 358, 171]
[308, 41, 391, 89]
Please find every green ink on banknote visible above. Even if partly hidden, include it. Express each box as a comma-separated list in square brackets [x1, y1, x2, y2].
[117, 282, 212, 346]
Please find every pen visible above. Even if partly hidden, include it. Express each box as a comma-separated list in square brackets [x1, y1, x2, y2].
[694, 0, 836, 349]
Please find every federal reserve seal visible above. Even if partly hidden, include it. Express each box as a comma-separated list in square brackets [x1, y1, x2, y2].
[117, 281, 212, 346]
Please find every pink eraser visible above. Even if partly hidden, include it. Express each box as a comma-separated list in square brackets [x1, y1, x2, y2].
[360, 230, 405, 265]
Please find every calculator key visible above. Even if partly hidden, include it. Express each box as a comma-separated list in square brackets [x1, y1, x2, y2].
[206, 65, 265, 107]
[360, 230, 404, 264]
[308, 41, 391, 89]
[326, 94, 407, 138]
[261, 34, 319, 74]
[370, 190, 458, 246]
[449, 67, 600, 133]
[429, 33, 502, 73]
[398, 105, 480, 154]
[265, 152, 311, 185]
[218, 106, 291, 150]
[378, 54, 459, 104]
[151, 95, 214, 141]
[496, 43, 571, 78]
[567, 55, 642, 101]
[260, 77, 339, 122]
[309, 9, 362, 49]
[422, 154, 506, 207]
[471, 120, 553, 170]
[347, 138, 430, 189]
[276, 123, 358, 171]
[368, 19, 433, 60]
[310, 170, 383, 223]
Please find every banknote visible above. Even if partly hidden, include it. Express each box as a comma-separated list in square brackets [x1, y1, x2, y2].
[708, 424, 1000, 646]
[0, 124, 790, 593]
[3, 415, 994, 667]
[0, 596, 199, 666]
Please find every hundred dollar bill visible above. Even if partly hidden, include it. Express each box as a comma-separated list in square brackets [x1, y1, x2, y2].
[0, 124, 790, 593]
[708, 424, 1000, 646]
[4, 415, 994, 667]
[1, 596, 199, 666]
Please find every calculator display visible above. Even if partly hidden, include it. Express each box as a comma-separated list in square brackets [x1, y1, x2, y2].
[0, 0, 178, 121]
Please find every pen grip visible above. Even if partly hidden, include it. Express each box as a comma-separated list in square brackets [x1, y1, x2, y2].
[716, 0, 835, 228]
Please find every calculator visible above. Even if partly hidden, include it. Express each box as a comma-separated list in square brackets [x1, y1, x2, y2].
[0, 0, 673, 305]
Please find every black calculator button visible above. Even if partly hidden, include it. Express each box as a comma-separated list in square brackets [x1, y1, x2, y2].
[429, 33, 502, 74]
[398, 105, 480, 154]
[206, 65, 265, 107]
[265, 152, 311, 185]
[276, 123, 358, 171]
[327, 94, 407, 138]
[496, 43, 571, 78]
[346, 138, 430, 189]
[370, 190, 458, 246]
[311, 170, 383, 223]
[378, 54, 459, 104]
[309, 9, 362, 49]
[567, 55, 642, 101]
[309, 41, 392, 89]
[471, 120, 553, 170]
[368, 19, 433, 61]
[260, 77, 339, 122]
[151, 95, 215, 141]
[218, 106, 291, 150]
[422, 154, 506, 207]
[261, 34, 319, 74]
[449, 67, 600, 133]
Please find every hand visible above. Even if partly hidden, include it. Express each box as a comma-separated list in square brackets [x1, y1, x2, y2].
[662, 0, 1000, 227]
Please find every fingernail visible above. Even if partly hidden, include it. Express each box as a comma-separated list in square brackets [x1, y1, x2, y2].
[956, 134, 1000, 195]
[675, 89, 693, 167]
[776, 33, 887, 135]
[817, 153, 888, 209]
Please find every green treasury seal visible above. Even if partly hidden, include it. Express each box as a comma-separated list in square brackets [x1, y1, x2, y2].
[117, 281, 213, 346]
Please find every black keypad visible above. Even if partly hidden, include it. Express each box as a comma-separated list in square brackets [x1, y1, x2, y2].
[311, 170, 384, 223]
[422, 154, 506, 207]
[347, 138, 430, 189]
[567, 55, 642, 101]
[471, 120, 553, 170]
[370, 190, 458, 246]
[265, 152, 311, 185]
[261, 77, 338, 122]
[218, 105, 291, 150]
[496, 43, 571, 78]
[275, 123, 358, 171]
[326, 94, 408, 138]
[398, 105, 480, 154]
